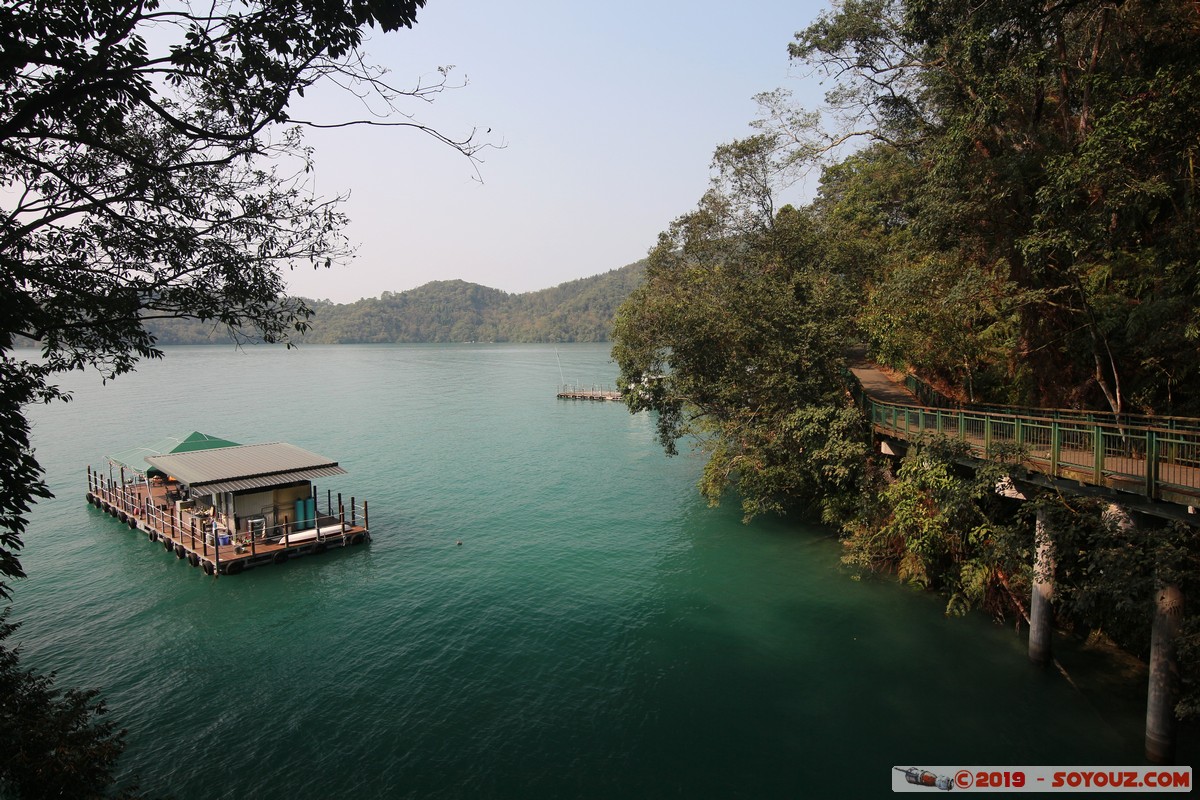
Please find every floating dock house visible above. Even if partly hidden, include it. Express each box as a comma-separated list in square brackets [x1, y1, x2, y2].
[86, 432, 368, 576]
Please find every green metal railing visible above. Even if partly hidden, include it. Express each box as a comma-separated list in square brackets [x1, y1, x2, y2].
[850, 379, 1200, 507]
[902, 373, 1200, 433]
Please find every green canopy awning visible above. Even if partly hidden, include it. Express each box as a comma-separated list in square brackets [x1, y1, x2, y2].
[106, 432, 240, 475]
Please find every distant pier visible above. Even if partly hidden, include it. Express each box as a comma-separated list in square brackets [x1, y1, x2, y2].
[557, 384, 622, 402]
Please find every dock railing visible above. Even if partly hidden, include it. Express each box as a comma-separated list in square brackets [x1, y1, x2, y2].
[86, 468, 370, 567]
[901, 373, 1200, 434]
[852, 388, 1200, 507]
[556, 383, 622, 401]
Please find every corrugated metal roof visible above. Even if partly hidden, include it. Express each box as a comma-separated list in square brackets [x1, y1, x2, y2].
[107, 431, 240, 473]
[198, 466, 348, 495]
[145, 442, 347, 493]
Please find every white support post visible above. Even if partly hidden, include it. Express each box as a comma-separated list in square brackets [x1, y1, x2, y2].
[1146, 580, 1183, 763]
[1029, 506, 1055, 666]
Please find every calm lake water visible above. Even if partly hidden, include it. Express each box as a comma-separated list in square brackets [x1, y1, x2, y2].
[14, 343, 1173, 798]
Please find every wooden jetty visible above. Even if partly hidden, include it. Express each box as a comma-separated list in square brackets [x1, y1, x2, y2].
[86, 436, 368, 577]
[556, 384, 622, 402]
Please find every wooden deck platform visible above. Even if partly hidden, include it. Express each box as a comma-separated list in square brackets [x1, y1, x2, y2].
[85, 472, 369, 576]
[557, 388, 622, 402]
[851, 364, 1200, 514]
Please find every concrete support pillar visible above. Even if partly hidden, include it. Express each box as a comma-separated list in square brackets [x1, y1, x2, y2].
[1029, 506, 1055, 665]
[1103, 502, 1183, 764]
[1146, 580, 1183, 763]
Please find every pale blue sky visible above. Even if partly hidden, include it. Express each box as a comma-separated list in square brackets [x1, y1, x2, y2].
[290, 0, 832, 303]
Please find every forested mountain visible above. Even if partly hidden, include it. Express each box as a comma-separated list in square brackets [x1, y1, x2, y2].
[150, 261, 645, 344]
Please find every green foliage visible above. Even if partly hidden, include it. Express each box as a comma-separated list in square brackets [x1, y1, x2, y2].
[1040, 497, 1200, 719]
[0, 611, 140, 799]
[807, 0, 1200, 722]
[622, 0, 1200, 631]
[862, 254, 1028, 403]
[1048, 500, 1200, 652]
[697, 404, 868, 522]
[780, 0, 1200, 415]
[1175, 616, 1200, 720]
[842, 441, 1029, 616]
[0, 361, 55, 599]
[615, 0, 1200, 726]
[613, 135, 868, 521]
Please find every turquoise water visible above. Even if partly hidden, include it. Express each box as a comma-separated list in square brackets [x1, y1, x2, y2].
[14, 344, 1160, 798]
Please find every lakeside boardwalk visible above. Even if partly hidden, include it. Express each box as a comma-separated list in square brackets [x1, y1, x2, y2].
[846, 347, 1200, 514]
[846, 345, 919, 405]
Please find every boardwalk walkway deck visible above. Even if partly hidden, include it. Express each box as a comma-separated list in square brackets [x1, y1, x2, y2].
[847, 349, 1200, 516]
[849, 348, 1198, 762]
[847, 345, 919, 405]
[556, 385, 622, 402]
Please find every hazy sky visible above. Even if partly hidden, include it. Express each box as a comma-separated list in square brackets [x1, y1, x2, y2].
[289, 0, 832, 303]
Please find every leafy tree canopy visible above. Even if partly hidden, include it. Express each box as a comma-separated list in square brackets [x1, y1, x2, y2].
[1, 1, 483, 793]
[613, 137, 867, 521]
[612, 0, 1200, 681]
[780, 0, 1200, 414]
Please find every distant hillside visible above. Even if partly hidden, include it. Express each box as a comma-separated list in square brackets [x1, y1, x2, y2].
[150, 261, 645, 344]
